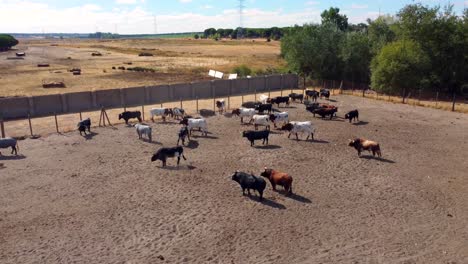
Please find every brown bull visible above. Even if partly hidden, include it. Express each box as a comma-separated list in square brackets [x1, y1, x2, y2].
[260, 168, 293, 194]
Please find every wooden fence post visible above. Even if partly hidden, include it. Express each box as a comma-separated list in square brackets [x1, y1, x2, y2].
[79, 112, 82, 120]
[28, 114, 33, 137]
[142, 105, 145, 121]
[54, 113, 59, 133]
[196, 97, 199, 113]
[435, 92, 439, 108]
[180, 98, 183, 109]
[452, 93, 456, 112]
[0, 115, 5, 138]
[418, 89, 422, 105]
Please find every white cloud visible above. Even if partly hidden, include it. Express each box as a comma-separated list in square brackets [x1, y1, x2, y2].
[351, 4, 368, 9]
[0, 1, 386, 34]
[305, 1, 319, 6]
[179, 0, 192, 3]
[202, 5, 213, 9]
[116, 0, 137, 4]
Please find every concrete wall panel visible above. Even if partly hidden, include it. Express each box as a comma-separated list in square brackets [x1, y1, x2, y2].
[249, 77, 267, 92]
[0, 97, 30, 119]
[147, 85, 170, 104]
[65, 92, 94, 113]
[171, 83, 192, 100]
[267, 75, 282, 91]
[123, 86, 146, 107]
[213, 80, 230, 97]
[33, 94, 63, 116]
[283, 74, 299, 89]
[95, 89, 122, 109]
[192, 81, 212, 99]
[231, 79, 248, 95]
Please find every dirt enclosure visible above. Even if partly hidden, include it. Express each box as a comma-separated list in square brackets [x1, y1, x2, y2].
[1, 95, 467, 263]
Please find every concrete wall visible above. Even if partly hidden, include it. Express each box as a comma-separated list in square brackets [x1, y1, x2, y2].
[32, 94, 63, 117]
[95, 89, 122, 109]
[66, 91, 94, 113]
[283, 74, 299, 89]
[123, 86, 146, 107]
[1, 74, 299, 120]
[267, 75, 282, 91]
[0, 97, 30, 119]
[192, 81, 212, 99]
[249, 77, 267, 93]
[231, 78, 248, 95]
[213, 80, 231, 98]
[147, 85, 170, 104]
[171, 83, 192, 100]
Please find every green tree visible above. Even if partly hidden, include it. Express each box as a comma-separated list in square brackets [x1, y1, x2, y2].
[232, 65, 252, 77]
[203, 28, 216, 38]
[395, 4, 467, 94]
[0, 34, 19, 51]
[194, 34, 200, 39]
[321, 7, 348, 31]
[367, 16, 396, 55]
[281, 23, 344, 80]
[371, 40, 429, 99]
[341, 32, 372, 83]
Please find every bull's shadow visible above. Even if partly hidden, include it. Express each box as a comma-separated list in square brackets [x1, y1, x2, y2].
[308, 139, 329, 144]
[247, 195, 286, 209]
[284, 193, 312, 204]
[157, 164, 197, 170]
[0, 154, 26, 161]
[352, 121, 369, 126]
[184, 140, 199, 149]
[191, 134, 218, 140]
[253, 145, 281, 150]
[360, 155, 395, 163]
[83, 132, 98, 140]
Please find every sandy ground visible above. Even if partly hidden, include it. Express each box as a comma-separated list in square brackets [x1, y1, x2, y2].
[0, 38, 282, 97]
[1, 95, 467, 263]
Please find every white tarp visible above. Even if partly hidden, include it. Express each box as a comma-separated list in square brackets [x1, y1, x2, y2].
[208, 70, 216, 77]
[228, 73, 238, 79]
[214, 71, 224, 79]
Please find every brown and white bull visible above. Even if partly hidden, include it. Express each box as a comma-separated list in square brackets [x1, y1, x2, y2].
[348, 138, 382, 157]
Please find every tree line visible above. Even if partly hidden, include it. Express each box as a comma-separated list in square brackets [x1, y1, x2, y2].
[200, 27, 287, 40]
[0, 34, 19, 51]
[281, 5, 467, 96]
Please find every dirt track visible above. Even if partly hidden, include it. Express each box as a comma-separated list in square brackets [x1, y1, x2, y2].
[1, 95, 467, 263]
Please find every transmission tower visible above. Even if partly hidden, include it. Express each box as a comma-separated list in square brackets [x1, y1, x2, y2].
[237, 0, 245, 39]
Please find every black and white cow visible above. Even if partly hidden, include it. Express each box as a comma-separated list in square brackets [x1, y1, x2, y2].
[77, 118, 91, 136]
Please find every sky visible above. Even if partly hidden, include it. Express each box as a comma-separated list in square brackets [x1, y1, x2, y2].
[0, 0, 466, 34]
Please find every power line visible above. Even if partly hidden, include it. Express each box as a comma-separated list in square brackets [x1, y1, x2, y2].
[237, 0, 245, 39]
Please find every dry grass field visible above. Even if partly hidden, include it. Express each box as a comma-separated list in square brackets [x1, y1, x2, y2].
[0, 38, 284, 97]
[1, 95, 468, 263]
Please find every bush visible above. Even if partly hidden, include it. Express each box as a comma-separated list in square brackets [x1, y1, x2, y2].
[194, 34, 200, 39]
[138, 52, 153, 57]
[0, 34, 18, 51]
[232, 65, 252, 77]
[126, 67, 156, 73]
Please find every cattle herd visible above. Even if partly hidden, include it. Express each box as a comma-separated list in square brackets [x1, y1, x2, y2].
[0, 89, 383, 202]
